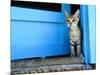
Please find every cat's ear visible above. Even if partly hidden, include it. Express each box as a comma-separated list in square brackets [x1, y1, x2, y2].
[64, 11, 69, 18]
[74, 9, 80, 18]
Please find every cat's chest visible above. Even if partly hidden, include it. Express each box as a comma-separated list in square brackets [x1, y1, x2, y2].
[70, 29, 81, 41]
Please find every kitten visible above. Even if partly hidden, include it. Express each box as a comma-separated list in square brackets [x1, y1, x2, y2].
[64, 9, 82, 57]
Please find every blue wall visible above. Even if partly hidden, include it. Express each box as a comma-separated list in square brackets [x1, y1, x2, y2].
[11, 5, 71, 60]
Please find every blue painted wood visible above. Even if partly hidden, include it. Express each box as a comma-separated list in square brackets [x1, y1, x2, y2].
[80, 5, 90, 64]
[80, 5, 96, 64]
[88, 5, 96, 64]
[11, 7, 64, 23]
[11, 4, 71, 60]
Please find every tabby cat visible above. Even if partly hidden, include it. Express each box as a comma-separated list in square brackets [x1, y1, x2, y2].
[64, 9, 82, 57]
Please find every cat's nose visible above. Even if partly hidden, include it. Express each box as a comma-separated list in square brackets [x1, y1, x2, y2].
[69, 22, 72, 26]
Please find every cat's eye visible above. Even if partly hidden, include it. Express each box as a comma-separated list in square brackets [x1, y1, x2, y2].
[67, 19, 69, 22]
[73, 19, 75, 22]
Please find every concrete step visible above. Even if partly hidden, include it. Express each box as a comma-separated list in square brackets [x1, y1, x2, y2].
[11, 57, 92, 74]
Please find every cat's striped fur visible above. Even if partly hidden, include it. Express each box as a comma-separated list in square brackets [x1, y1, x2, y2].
[64, 9, 82, 57]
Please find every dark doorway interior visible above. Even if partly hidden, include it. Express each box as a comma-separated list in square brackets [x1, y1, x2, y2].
[11, 0, 61, 12]
[71, 4, 80, 28]
[71, 4, 80, 14]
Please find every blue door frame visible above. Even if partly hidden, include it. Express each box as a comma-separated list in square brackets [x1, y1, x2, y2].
[80, 5, 90, 64]
[11, 4, 71, 60]
[88, 5, 96, 64]
[80, 5, 96, 64]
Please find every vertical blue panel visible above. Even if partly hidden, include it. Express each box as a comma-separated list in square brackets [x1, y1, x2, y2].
[11, 4, 71, 60]
[80, 5, 96, 64]
[88, 5, 96, 64]
[80, 5, 90, 64]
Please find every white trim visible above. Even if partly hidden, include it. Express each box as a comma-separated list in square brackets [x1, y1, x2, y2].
[15, 0, 96, 5]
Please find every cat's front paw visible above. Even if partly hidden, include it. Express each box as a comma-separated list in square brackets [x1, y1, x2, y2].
[70, 54, 75, 58]
[77, 54, 83, 58]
